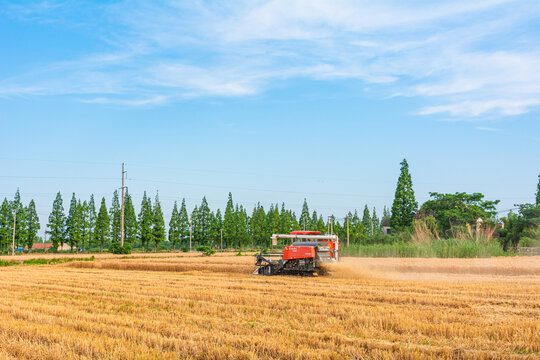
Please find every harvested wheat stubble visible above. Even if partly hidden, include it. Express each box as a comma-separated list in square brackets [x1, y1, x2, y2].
[0, 255, 538, 359]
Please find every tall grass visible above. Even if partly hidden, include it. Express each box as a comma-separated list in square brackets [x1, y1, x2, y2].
[341, 239, 507, 258]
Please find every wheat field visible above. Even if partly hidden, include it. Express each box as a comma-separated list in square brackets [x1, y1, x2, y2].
[0, 253, 538, 359]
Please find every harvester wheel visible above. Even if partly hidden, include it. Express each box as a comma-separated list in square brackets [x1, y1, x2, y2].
[261, 265, 274, 276]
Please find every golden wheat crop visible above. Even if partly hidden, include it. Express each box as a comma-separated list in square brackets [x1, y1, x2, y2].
[0, 254, 538, 359]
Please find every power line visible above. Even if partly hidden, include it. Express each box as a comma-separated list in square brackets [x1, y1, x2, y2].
[127, 177, 393, 198]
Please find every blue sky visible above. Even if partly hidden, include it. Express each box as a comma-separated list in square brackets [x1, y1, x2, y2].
[1, 0, 539, 236]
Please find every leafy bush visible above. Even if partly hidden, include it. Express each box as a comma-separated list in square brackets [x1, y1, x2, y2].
[181, 247, 189, 253]
[196, 246, 215, 256]
[520, 237, 540, 247]
[109, 243, 132, 254]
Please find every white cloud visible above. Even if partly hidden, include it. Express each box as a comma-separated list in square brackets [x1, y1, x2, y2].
[475, 126, 503, 133]
[1, 0, 539, 118]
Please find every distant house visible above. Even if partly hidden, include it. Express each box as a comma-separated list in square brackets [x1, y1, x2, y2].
[381, 218, 391, 235]
[11, 243, 72, 252]
[28, 243, 55, 251]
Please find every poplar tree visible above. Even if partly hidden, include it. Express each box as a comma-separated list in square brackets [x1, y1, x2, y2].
[236, 205, 249, 248]
[299, 199, 310, 230]
[72, 200, 84, 251]
[291, 212, 300, 230]
[178, 198, 189, 248]
[390, 159, 418, 230]
[26, 199, 40, 250]
[279, 203, 291, 236]
[317, 215, 326, 233]
[94, 198, 109, 253]
[48, 192, 66, 251]
[362, 205, 372, 236]
[138, 192, 153, 251]
[191, 205, 199, 245]
[80, 201, 89, 252]
[0, 199, 11, 253]
[65, 193, 78, 251]
[152, 193, 165, 251]
[372, 207, 380, 235]
[109, 190, 121, 246]
[87, 195, 97, 250]
[168, 201, 180, 249]
[270, 205, 280, 235]
[197, 197, 211, 244]
[124, 191, 138, 248]
[212, 209, 223, 248]
[223, 192, 236, 248]
[12, 190, 27, 249]
[311, 210, 318, 230]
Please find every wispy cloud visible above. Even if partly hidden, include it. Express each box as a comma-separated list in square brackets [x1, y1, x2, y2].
[475, 126, 504, 133]
[1, 0, 539, 118]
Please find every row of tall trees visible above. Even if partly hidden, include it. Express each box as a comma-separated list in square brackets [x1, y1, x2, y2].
[47, 190, 165, 253]
[7, 159, 534, 253]
[1, 189, 389, 253]
[0, 190, 40, 252]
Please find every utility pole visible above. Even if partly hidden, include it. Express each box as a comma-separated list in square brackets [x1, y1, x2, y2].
[189, 215, 192, 252]
[11, 208, 16, 256]
[220, 228, 223, 250]
[121, 163, 126, 246]
[346, 216, 350, 247]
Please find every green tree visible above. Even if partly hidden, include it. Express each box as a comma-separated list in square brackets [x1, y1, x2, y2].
[152, 193, 166, 251]
[212, 208, 223, 248]
[87, 195, 97, 251]
[362, 205, 372, 236]
[178, 199, 190, 248]
[26, 199, 40, 251]
[200, 197, 212, 243]
[536, 175, 540, 206]
[382, 206, 390, 222]
[94, 198, 109, 253]
[138, 192, 153, 251]
[299, 199, 310, 230]
[419, 192, 500, 234]
[279, 203, 291, 235]
[0, 199, 11, 253]
[317, 215, 326, 233]
[223, 193, 236, 248]
[48, 192, 66, 251]
[372, 207, 380, 235]
[236, 205, 250, 249]
[65, 193, 78, 251]
[499, 204, 540, 251]
[168, 201, 180, 250]
[109, 190, 121, 247]
[270, 205, 280, 235]
[123, 190, 138, 249]
[80, 200, 89, 252]
[390, 159, 418, 230]
[12, 189, 27, 249]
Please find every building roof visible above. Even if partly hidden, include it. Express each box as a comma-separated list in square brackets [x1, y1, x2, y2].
[28, 243, 54, 249]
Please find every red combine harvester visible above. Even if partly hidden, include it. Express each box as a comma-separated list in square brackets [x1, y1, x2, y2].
[254, 231, 340, 276]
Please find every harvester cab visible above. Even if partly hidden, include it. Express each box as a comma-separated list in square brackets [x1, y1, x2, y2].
[254, 231, 340, 276]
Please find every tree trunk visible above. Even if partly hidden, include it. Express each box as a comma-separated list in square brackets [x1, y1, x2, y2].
[100, 239, 103, 254]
